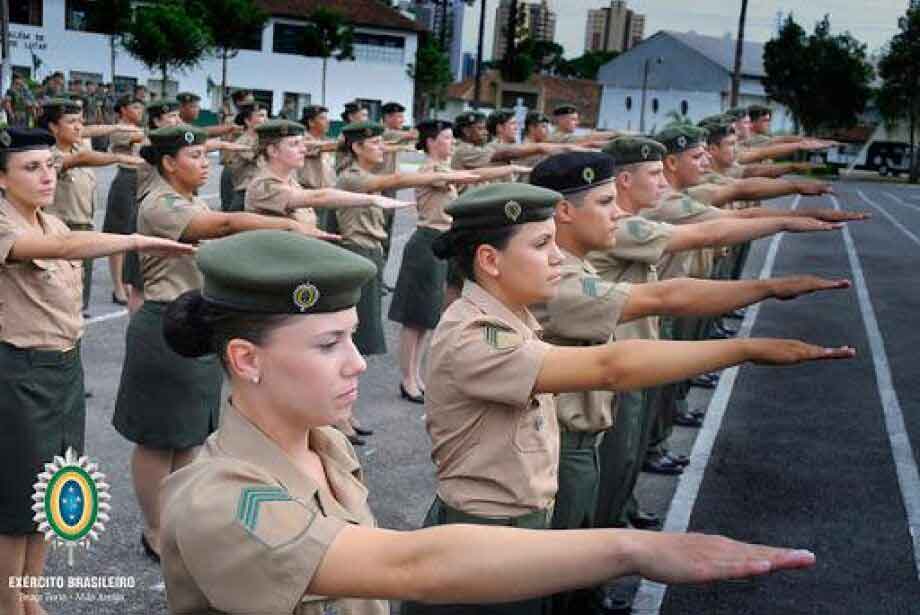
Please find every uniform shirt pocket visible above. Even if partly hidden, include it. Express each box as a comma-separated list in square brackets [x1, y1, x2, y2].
[512, 394, 553, 453]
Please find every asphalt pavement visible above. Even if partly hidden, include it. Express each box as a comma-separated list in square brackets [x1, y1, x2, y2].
[37, 165, 920, 614]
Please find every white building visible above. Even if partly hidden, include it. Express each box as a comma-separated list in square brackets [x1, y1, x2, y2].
[597, 30, 794, 134]
[5, 0, 423, 121]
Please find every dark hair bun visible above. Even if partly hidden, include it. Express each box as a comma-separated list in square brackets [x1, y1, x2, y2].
[431, 231, 456, 260]
[139, 144, 160, 166]
[163, 290, 215, 357]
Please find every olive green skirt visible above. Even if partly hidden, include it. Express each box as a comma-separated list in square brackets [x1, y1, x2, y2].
[0, 342, 85, 535]
[102, 167, 138, 234]
[113, 301, 221, 449]
[219, 165, 235, 212]
[341, 242, 387, 356]
[388, 227, 447, 330]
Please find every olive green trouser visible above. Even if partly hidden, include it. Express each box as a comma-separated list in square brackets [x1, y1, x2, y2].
[66, 222, 94, 310]
[382, 188, 397, 263]
[595, 389, 650, 528]
[401, 497, 552, 615]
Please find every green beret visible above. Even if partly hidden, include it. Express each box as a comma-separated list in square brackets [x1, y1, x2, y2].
[698, 113, 731, 126]
[748, 104, 772, 120]
[148, 124, 209, 151]
[147, 99, 180, 117]
[698, 118, 735, 142]
[454, 111, 486, 128]
[525, 111, 550, 127]
[446, 182, 561, 232]
[301, 105, 328, 123]
[553, 104, 578, 116]
[724, 107, 749, 121]
[255, 119, 305, 141]
[604, 136, 666, 165]
[176, 92, 201, 104]
[198, 230, 377, 314]
[655, 125, 708, 154]
[530, 151, 616, 195]
[0, 127, 55, 152]
[114, 94, 145, 112]
[381, 101, 406, 115]
[41, 97, 81, 115]
[341, 121, 384, 142]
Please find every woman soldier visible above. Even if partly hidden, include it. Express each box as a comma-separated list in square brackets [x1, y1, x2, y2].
[401, 182, 854, 615]
[39, 98, 145, 315]
[223, 102, 268, 212]
[103, 93, 145, 305]
[388, 119, 528, 403]
[334, 121, 478, 359]
[0, 127, 191, 615]
[112, 124, 329, 563]
[157, 230, 821, 615]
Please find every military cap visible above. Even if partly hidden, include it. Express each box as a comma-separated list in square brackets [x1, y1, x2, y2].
[41, 97, 81, 115]
[255, 119, 305, 140]
[747, 104, 772, 120]
[416, 118, 453, 150]
[698, 117, 735, 142]
[525, 111, 550, 127]
[114, 94, 145, 112]
[698, 113, 731, 126]
[604, 136, 666, 165]
[341, 101, 367, 121]
[655, 125, 708, 154]
[381, 101, 406, 115]
[529, 151, 616, 195]
[553, 104, 578, 116]
[724, 106, 750, 121]
[0, 127, 56, 152]
[445, 182, 562, 232]
[341, 121, 384, 142]
[176, 92, 201, 104]
[148, 124, 209, 150]
[301, 105, 328, 123]
[147, 99, 180, 117]
[454, 110, 486, 129]
[198, 230, 377, 314]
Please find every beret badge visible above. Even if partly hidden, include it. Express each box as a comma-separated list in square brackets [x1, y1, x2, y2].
[184, 131, 195, 144]
[0, 131, 10, 147]
[292, 282, 320, 312]
[504, 200, 522, 222]
[582, 167, 596, 184]
[640, 144, 651, 159]
[676, 135, 688, 149]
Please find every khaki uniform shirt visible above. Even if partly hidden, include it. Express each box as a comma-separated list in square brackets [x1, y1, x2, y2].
[515, 138, 547, 184]
[109, 125, 142, 170]
[415, 159, 455, 231]
[137, 176, 207, 302]
[547, 129, 579, 144]
[298, 133, 336, 190]
[335, 163, 386, 250]
[589, 217, 673, 342]
[531, 250, 631, 432]
[161, 399, 387, 615]
[226, 132, 260, 191]
[425, 281, 557, 517]
[380, 128, 405, 175]
[742, 134, 773, 148]
[642, 191, 724, 280]
[450, 140, 495, 171]
[46, 145, 96, 227]
[245, 166, 317, 229]
[0, 202, 82, 349]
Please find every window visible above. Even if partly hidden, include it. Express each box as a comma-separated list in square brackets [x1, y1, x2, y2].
[11, 0, 42, 26]
[680, 100, 689, 115]
[250, 89, 275, 112]
[651, 98, 659, 114]
[71, 71, 103, 86]
[357, 99, 382, 122]
[113, 75, 137, 95]
[239, 26, 264, 52]
[353, 32, 405, 65]
[625, 96, 632, 111]
[281, 92, 311, 120]
[65, 0, 103, 33]
[147, 79, 179, 100]
[273, 22, 306, 55]
[12, 66, 32, 79]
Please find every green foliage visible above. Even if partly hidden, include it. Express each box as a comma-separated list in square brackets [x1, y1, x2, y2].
[189, 0, 268, 58]
[877, 8, 920, 181]
[558, 50, 619, 80]
[122, 0, 211, 95]
[763, 14, 873, 134]
[302, 8, 355, 62]
[408, 36, 453, 114]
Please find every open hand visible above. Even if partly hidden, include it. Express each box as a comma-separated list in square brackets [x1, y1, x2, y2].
[372, 196, 415, 210]
[745, 338, 855, 365]
[796, 181, 833, 196]
[769, 275, 851, 300]
[804, 208, 871, 222]
[443, 171, 482, 185]
[782, 217, 842, 233]
[133, 236, 197, 257]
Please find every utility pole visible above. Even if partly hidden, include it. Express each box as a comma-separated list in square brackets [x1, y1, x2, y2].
[1, 0, 10, 95]
[730, 0, 748, 107]
[473, 0, 486, 109]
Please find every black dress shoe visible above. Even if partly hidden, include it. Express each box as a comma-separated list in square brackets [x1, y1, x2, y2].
[352, 425, 374, 436]
[595, 587, 633, 614]
[112, 292, 128, 306]
[629, 509, 662, 530]
[725, 307, 746, 320]
[674, 410, 704, 428]
[400, 383, 424, 404]
[665, 451, 690, 466]
[642, 454, 684, 475]
[346, 434, 367, 446]
[141, 534, 160, 564]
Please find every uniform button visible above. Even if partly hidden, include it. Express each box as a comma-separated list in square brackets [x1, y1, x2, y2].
[530, 398, 540, 408]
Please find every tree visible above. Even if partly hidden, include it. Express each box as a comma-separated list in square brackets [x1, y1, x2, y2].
[189, 0, 268, 107]
[83, 0, 133, 84]
[122, 0, 211, 98]
[558, 50, 618, 80]
[301, 8, 355, 105]
[408, 36, 452, 118]
[877, 8, 920, 183]
[763, 15, 873, 135]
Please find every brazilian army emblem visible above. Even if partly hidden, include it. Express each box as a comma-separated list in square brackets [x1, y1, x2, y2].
[640, 144, 651, 159]
[676, 136, 688, 149]
[32, 448, 110, 566]
[293, 282, 320, 311]
[184, 130, 195, 144]
[504, 200, 522, 222]
[582, 167, 596, 184]
[0, 131, 11, 147]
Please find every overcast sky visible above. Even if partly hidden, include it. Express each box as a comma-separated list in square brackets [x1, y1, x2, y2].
[461, 0, 909, 60]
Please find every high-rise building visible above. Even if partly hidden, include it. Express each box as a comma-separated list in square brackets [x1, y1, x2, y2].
[492, 0, 557, 62]
[406, 0, 467, 80]
[584, 1, 645, 54]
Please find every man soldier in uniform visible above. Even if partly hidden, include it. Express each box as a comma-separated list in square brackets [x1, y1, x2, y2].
[177, 92, 240, 139]
[298, 105, 339, 232]
[378, 101, 418, 279]
[549, 104, 621, 146]
[487, 110, 518, 146]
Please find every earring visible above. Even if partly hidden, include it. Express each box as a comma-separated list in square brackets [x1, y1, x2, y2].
[252, 375, 261, 385]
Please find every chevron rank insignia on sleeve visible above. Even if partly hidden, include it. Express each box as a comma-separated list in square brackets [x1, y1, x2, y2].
[236, 486, 314, 548]
[483, 324, 522, 350]
[626, 219, 653, 242]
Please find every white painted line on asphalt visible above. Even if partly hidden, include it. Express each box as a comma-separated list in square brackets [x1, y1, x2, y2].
[86, 309, 128, 326]
[831, 195, 920, 581]
[856, 190, 920, 248]
[632, 195, 803, 615]
[882, 191, 920, 213]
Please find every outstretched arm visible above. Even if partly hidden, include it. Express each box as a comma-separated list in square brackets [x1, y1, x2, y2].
[292, 188, 413, 211]
[8, 231, 194, 262]
[61, 149, 143, 171]
[666, 216, 840, 253]
[363, 170, 480, 193]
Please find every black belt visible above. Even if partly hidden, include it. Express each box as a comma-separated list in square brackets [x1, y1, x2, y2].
[560, 430, 603, 449]
[0, 341, 80, 366]
[434, 497, 551, 528]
